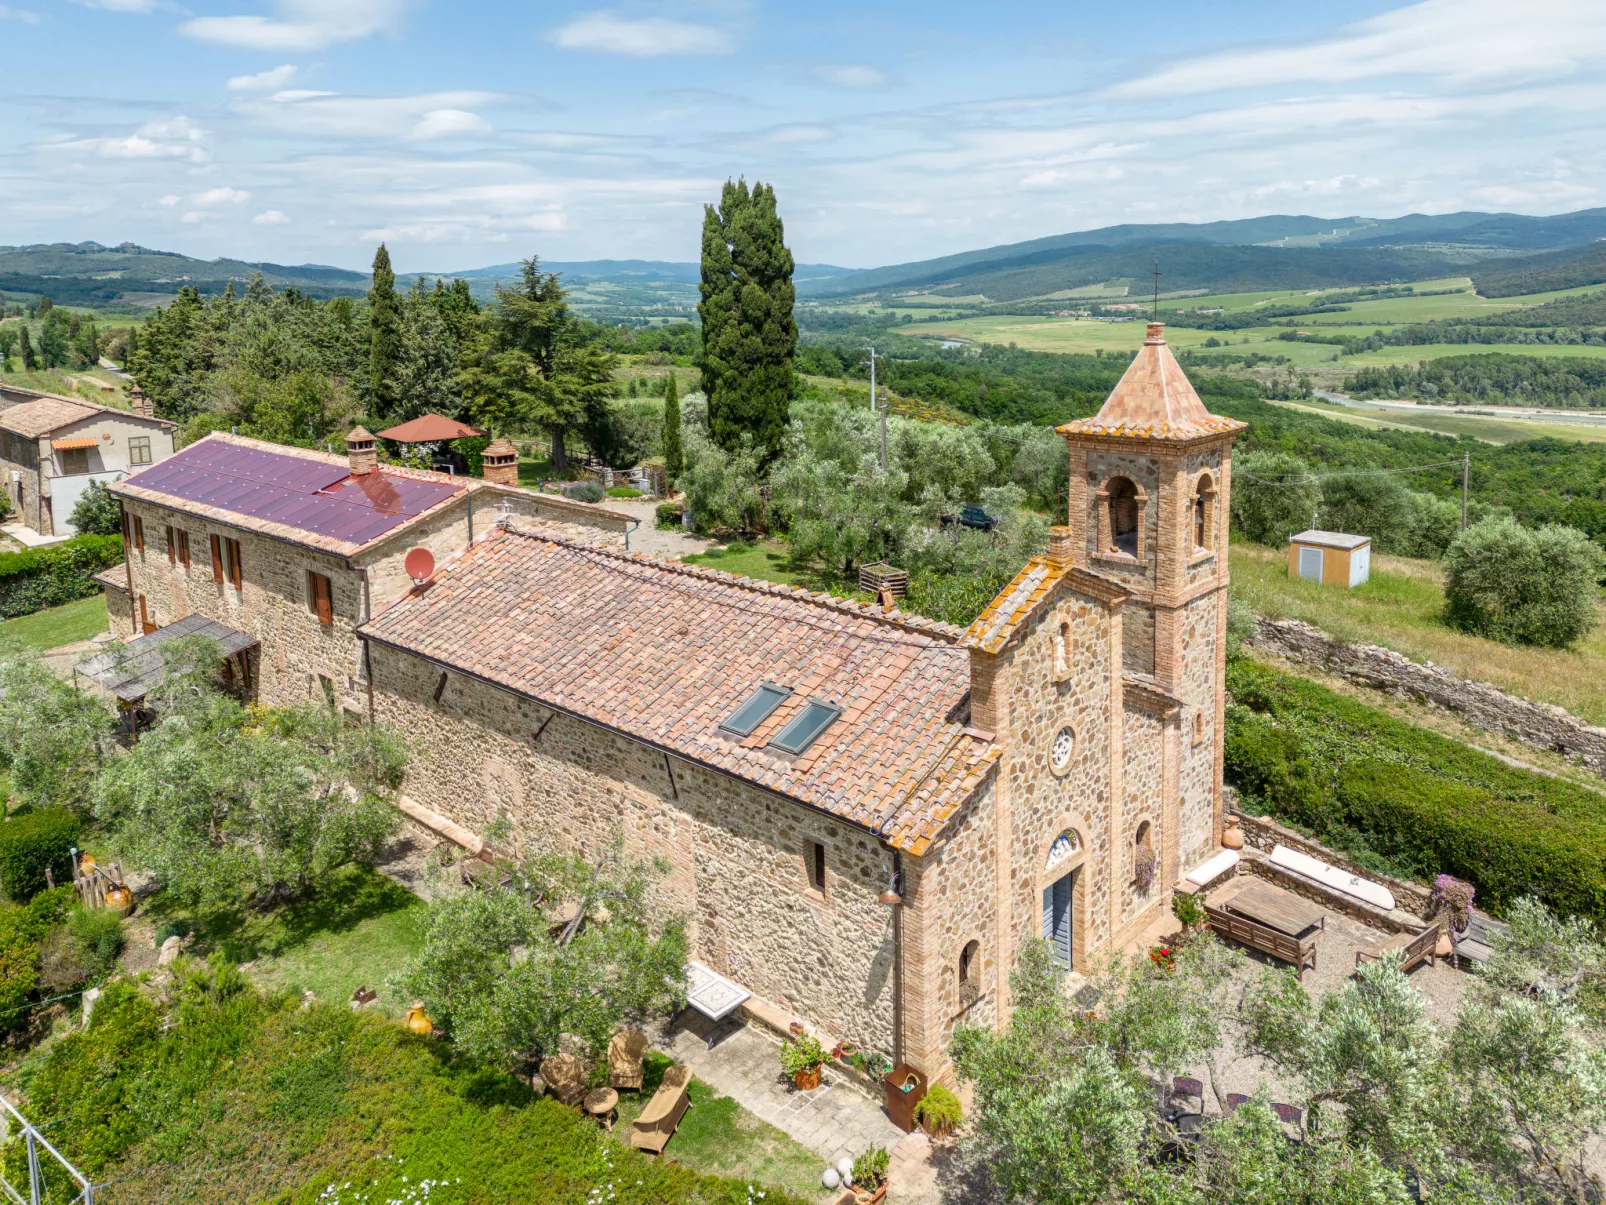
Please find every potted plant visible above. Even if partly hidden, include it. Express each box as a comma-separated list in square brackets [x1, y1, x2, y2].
[1148, 944, 1176, 974]
[851, 1146, 889, 1203]
[912, 1085, 963, 1140]
[1134, 845, 1158, 892]
[1172, 891, 1206, 932]
[833, 1040, 859, 1063]
[780, 1033, 828, 1091]
[1432, 874, 1475, 936]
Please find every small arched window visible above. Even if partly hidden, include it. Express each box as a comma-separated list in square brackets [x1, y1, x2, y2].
[958, 939, 980, 1007]
[1193, 473, 1216, 551]
[1107, 477, 1140, 556]
[1133, 821, 1156, 892]
[1192, 711, 1205, 745]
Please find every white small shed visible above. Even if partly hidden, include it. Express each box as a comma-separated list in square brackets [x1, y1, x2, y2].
[1288, 529, 1371, 588]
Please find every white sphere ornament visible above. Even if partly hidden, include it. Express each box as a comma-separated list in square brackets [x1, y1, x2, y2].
[837, 1157, 855, 1179]
[822, 1168, 840, 1189]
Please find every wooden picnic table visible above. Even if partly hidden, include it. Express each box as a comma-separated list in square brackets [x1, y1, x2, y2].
[1222, 881, 1325, 939]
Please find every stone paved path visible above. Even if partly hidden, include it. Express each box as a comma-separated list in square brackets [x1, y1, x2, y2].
[656, 1011, 906, 1172]
[604, 495, 712, 560]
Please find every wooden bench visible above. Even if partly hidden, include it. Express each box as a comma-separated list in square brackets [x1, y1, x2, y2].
[630, 1064, 691, 1155]
[1452, 910, 1509, 969]
[1355, 924, 1439, 973]
[1204, 903, 1318, 981]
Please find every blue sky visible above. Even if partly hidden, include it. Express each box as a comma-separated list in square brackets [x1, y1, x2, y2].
[2, 0, 1604, 273]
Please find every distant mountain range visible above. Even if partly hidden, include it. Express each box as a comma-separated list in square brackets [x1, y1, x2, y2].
[9, 208, 1606, 313]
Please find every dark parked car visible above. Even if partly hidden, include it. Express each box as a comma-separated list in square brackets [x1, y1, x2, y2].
[940, 504, 999, 533]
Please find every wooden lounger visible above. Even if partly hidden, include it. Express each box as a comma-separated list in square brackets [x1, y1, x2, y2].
[1355, 925, 1438, 974]
[630, 1064, 691, 1155]
[1204, 903, 1318, 981]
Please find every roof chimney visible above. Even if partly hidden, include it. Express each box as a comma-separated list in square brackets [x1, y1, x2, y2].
[345, 426, 377, 476]
[129, 385, 153, 419]
[481, 437, 518, 487]
[1047, 525, 1074, 568]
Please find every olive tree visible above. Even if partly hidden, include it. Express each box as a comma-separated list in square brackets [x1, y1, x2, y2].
[1443, 517, 1604, 648]
[1232, 451, 1322, 546]
[398, 836, 687, 1070]
[0, 654, 114, 815]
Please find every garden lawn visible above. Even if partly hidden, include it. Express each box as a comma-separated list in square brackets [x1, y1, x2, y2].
[681, 540, 816, 589]
[142, 864, 427, 1012]
[1230, 540, 1606, 726]
[610, 1053, 827, 1202]
[0, 594, 108, 651]
[23, 979, 809, 1205]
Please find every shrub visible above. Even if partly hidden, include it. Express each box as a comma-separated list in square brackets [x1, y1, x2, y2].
[655, 501, 684, 529]
[912, 1084, 964, 1131]
[561, 480, 605, 504]
[1231, 451, 1320, 546]
[605, 485, 642, 498]
[0, 534, 123, 618]
[0, 808, 80, 901]
[1443, 516, 1604, 648]
[1172, 892, 1206, 929]
[852, 1146, 890, 1190]
[67, 479, 123, 536]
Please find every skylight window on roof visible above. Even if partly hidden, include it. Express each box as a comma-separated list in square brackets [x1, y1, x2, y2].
[719, 683, 792, 737]
[769, 699, 842, 756]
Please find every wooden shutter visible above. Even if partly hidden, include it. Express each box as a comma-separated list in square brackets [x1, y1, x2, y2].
[310, 572, 332, 625]
[226, 538, 242, 590]
[178, 530, 190, 568]
[165, 525, 175, 564]
[138, 595, 155, 635]
[133, 516, 144, 555]
[210, 534, 223, 584]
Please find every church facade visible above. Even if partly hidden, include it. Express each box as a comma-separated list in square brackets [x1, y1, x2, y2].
[101, 325, 1240, 1084]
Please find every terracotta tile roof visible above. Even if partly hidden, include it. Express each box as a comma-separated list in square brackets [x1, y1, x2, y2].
[358, 528, 997, 853]
[93, 564, 127, 592]
[0, 394, 176, 437]
[1056, 323, 1247, 443]
[377, 414, 485, 442]
[963, 556, 1127, 655]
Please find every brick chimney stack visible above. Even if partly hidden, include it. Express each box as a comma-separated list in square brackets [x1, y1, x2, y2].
[345, 426, 377, 476]
[481, 437, 518, 487]
[129, 386, 153, 419]
[1047, 525, 1075, 568]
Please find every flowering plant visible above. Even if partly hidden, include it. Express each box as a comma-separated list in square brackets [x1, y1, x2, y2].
[1149, 944, 1176, 973]
[1134, 845, 1158, 891]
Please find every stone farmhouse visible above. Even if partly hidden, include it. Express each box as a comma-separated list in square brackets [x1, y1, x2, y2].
[98, 323, 1242, 1086]
[0, 386, 176, 538]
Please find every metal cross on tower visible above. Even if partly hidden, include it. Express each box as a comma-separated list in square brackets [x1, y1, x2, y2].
[1152, 261, 1161, 318]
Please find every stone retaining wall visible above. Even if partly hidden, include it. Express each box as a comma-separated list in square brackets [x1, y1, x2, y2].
[1248, 617, 1606, 780]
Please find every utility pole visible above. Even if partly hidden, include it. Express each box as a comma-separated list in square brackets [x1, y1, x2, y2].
[863, 346, 877, 417]
[879, 369, 888, 472]
[1461, 451, 1470, 529]
[864, 345, 887, 471]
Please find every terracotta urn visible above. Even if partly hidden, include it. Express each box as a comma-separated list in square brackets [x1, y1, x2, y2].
[103, 885, 133, 917]
[1221, 816, 1245, 851]
[77, 854, 97, 877]
[1435, 929, 1454, 959]
[403, 1001, 434, 1036]
[794, 1064, 822, 1091]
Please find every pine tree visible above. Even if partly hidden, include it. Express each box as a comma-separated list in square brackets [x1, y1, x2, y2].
[698, 179, 796, 462]
[662, 371, 683, 485]
[368, 243, 402, 420]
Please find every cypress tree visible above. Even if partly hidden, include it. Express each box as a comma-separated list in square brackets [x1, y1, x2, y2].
[368, 243, 402, 419]
[18, 326, 34, 370]
[662, 371, 683, 485]
[698, 179, 796, 462]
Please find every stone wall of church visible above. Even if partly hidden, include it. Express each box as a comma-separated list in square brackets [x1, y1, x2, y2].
[366, 642, 901, 1054]
[1082, 449, 1162, 594]
[1175, 590, 1223, 874]
[1119, 705, 1164, 927]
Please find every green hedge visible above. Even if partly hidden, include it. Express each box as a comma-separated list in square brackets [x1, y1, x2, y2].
[1225, 657, 1606, 921]
[0, 808, 80, 901]
[0, 534, 123, 619]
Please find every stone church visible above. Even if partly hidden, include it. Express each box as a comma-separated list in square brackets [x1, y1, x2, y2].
[102, 323, 1241, 1084]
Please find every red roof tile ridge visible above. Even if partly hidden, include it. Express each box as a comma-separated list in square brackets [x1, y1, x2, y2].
[493, 526, 967, 644]
[0, 391, 178, 431]
[198, 430, 470, 488]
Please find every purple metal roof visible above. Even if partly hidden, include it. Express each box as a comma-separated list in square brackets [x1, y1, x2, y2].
[124, 439, 464, 549]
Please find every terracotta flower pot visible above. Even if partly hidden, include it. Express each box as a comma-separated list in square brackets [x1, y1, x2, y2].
[103, 886, 134, 917]
[1221, 816, 1244, 851]
[794, 1064, 822, 1091]
[1435, 929, 1454, 959]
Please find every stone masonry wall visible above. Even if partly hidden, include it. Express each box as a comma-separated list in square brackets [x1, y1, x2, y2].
[1176, 591, 1222, 872]
[1120, 705, 1163, 927]
[367, 643, 900, 1053]
[1249, 616, 1606, 783]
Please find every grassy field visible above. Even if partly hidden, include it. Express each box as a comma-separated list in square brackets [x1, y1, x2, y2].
[1273, 396, 1606, 444]
[682, 539, 812, 587]
[1340, 341, 1606, 367]
[0, 594, 109, 650]
[1230, 540, 1606, 726]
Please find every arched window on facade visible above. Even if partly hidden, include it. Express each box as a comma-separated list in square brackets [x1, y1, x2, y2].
[1192, 710, 1205, 745]
[1108, 477, 1140, 556]
[958, 939, 980, 1008]
[1193, 473, 1216, 551]
[1133, 820, 1156, 893]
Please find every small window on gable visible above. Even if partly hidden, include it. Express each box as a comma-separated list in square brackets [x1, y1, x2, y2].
[720, 683, 792, 736]
[127, 437, 151, 467]
[770, 699, 842, 755]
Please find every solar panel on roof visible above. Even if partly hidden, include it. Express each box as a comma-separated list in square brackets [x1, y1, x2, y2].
[124, 440, 463, 547]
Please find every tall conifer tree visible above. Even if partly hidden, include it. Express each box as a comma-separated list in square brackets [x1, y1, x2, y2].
[698, 179, 796, 462]
[662, 371, 683, 484]
[368, 243, 402, 419]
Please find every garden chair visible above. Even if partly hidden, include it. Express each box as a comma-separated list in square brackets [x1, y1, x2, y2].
[1272, 1103, 1303, 1128]
[1224, 1094, 1250, 1114]
[1172, 1077, 1204, 1109]
[608, 1029, 650, 1091]
[631, 1064, 692, 1155]
[540, 1053, 588, 1107]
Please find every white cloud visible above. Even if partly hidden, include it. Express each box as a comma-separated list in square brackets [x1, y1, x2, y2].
[78, 115, 207, 163]
[0, 6, 39, 24]
[1112, 0, 1606, 97]
[67, 0, 158, 11]
[158, 194, 180, 206]
[549, 11, 733, 57]
[811, 64, 886, 89]
[252, 209, 291, 224]
[409, 109, 492, 140]
[196, 186, 251, 205]
[227, 64, 298, 92]
[180, 0, 407, 52]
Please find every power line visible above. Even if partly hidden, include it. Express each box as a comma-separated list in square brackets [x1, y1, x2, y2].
[1237, 458, 1466, 487]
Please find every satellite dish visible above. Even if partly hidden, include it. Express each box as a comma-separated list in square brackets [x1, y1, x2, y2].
[404, 548, 435, 584]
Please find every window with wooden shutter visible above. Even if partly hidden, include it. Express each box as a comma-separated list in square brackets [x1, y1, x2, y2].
[177, 530, 190, 568]
[133, 516, 144, 556]
[210, 534, 223, 583]
[308, 571, 333, 626]
[165, 525, 175, 564]
[224, 538, 242, 590]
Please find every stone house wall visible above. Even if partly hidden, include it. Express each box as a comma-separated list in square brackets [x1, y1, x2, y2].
[365, 641, 904, 1054]
[0, 432, 43, 534]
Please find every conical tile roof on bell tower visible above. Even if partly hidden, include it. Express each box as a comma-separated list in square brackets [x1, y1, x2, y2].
[1056, 323, 1246, 443]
